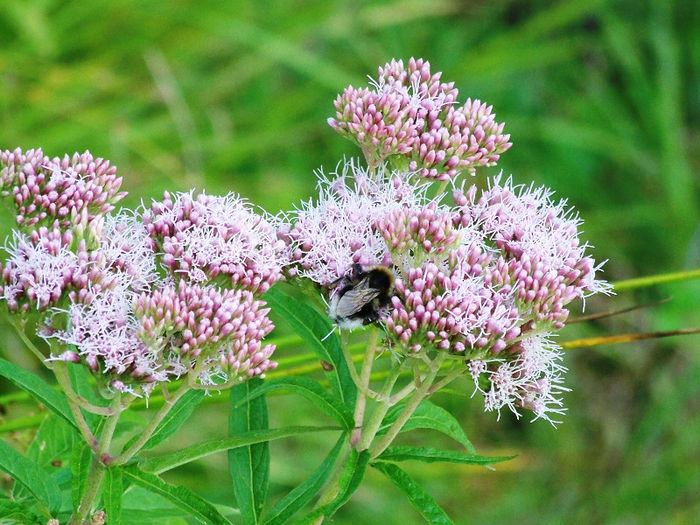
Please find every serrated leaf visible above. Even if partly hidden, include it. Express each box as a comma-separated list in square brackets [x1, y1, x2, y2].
[70, 441, 93, 511]
[128, 390, 205, 451]
[141, 426, 339, 474]
[372, 461, 454, 525]
[376, 446, 515, 466]
[0, 358, 76, 430]
[229, 378, 269, 524]
[379, 400, 476, 453]
[122, 465, 230, 524]
[297, 448, 369, 523]
[262, 434, 345, 525]
[0, 499, 43, 524]
[0, 439, 62, 514]
[103, 467, 123, 525]
[235, 377, 354, 430]
[264, 286, 356, 410]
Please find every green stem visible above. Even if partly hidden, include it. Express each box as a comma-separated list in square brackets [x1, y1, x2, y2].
[350, 327, 379, 447]
[9, 318, 50, 367]
[370, 353, 446, 460]
[69, 395, 122, 525]
[52, 362, 97, 448]
[613, 267, 700, 291]
[356, 359, 405, 451]
[111, 381, 189, 466]
[53, 362, 116, 416]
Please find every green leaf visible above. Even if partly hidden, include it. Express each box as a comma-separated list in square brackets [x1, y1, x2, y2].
[264, 286, 356, 410]
[137, 390, 205, 451]
[262, 434, 345, 525]
[122, 465, 231, 525]
[0, 499, 43, 524]
[376, 446, 515, 466]
[26, 413, 77, 467]
[298, 448, 370, 523]
[0, 439, 62, 514]
[236, 377, 354, 430]
[141, 426, 340, 474]
[103, 467, 123, 525]
[0, 358, 76, 430]
[372, 461, 454, 525]
[228, 377, 269, 524]
[70, 441, 93, 511]
[379, 400, 476, 453]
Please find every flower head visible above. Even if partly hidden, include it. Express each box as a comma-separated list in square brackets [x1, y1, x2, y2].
[329, 58, 512, 179]
[0, 148, 126, 229]
[144, 191, 286, 294]
[288, 159, 427, 285]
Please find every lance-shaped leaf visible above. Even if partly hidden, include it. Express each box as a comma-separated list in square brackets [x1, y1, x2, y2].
[103, 467, 123, 525]
[235, 377, 354, 430]
[0, 358, 75, 430]
[378, 400, 476, 453]
[372, 461, 454, 525]
[122, 465, 231, 524]
[141, 426, 340, 474]
[262, 434, 346, 525]
[229, 378, 269, 524]
[264, 286, 356, 409]
[0, 439, 62, 515]
[376, 446, 514, 466]
[70, 441, 92, 511]
[124, 390, 205, 452]
[298, 448, 370, 523]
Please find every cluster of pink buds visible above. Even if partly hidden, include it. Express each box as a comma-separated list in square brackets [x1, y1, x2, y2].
[134, 280, 277, 382]
[143, 190, 287, 294]
[0, 148, 126, 229]
[328, 58, 512, 179]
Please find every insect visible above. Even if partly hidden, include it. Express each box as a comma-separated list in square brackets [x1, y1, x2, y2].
[327, 263, 395, 330]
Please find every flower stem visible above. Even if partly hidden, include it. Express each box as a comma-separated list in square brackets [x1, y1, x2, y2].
[613, 267, 700, 291]
[9, 318, 50, 367]
[369, 353, 446, 460]
[52, 362, 97, 448]
[110, 380, 189, 466]
[68, 395, 122, 525]
[356, 359, 404, 451]
[350, 327, 379, 447]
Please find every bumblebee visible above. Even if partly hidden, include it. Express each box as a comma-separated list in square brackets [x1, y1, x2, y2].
[327, 263, 395, 330]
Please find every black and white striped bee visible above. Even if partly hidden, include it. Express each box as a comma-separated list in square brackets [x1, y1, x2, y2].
[327, 263, 395, 330]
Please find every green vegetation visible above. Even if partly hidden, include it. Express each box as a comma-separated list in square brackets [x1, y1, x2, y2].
[1, 0, 698, 523]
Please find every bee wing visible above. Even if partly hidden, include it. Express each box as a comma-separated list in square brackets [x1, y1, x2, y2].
[334, 287, 381, 318]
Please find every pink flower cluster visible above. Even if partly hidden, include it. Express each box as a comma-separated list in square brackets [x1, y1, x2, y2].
[144, 191, 287, 294]
[289, 161, 609, 421]
[135, 281, 277, 381]
[288, 161, 426, 285]
[328, 58, 512, 179]
[0, 148, 126, 229]
[1, 148, 282, 393]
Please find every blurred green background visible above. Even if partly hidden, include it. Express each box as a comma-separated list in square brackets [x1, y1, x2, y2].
[1, 0, 699, 523]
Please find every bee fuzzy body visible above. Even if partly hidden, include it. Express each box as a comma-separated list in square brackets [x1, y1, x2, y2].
[327, 263, 395, 330]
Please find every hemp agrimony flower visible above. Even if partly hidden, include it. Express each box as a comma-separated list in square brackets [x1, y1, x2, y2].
[288, 58, 611, 423]
[0, 148, 284, 396]
[329, 58, 512, 179]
